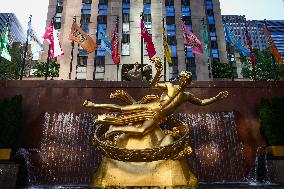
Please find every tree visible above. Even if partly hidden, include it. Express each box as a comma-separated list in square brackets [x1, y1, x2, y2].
[0, 42, 32, 80]
[33, 59, 60, 79]
[212, 61, 232, 79]
[240, 49, 282, 80]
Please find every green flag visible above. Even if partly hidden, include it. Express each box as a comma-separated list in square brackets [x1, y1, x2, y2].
[202, 24, 210, 61]
[0, 26, 11, 61]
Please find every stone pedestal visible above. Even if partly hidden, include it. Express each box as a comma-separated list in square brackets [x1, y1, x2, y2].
[0, 162, 19, 189]
[92, 158, 197, 188]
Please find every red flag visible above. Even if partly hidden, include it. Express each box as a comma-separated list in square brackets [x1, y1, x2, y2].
[140, 19, 156, 58]
[43, 20, 64, 59]
[181, 20, 203, 56]
[111, 20, 120, 64]
[245, 29, 257, 65]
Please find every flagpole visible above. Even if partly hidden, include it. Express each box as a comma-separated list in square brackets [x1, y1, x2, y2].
[163, 17, 167, 81]
[69, 16, 76, 80]
[45, 44, 51, 80]
[20, 15, 32, 80]
[245, 22, 256, 80]
[45, 16, 55, 80]
[140, 13, 144, 81]
[116, 16, 119, 81]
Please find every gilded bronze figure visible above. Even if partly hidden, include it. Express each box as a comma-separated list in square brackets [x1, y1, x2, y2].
[83, 57, 228, 188]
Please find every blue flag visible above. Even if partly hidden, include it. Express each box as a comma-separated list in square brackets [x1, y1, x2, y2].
[224, 24, 250, 57]
[98, 26, 112, 54]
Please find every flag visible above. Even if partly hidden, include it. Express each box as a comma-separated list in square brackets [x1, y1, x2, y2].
[264, 25, 283, 64]
[0, 26, 11, 61]
[202, 24, 210, 60]
[98, 25, 112, 54]
[224, 24, 250, 57]
[140, 18, 156, 58]
[162, 21, 172, 64]
[28, 19, 42, 60]
[245, 28, 257, 65]
[181, 20, 203, 56]
[43, 20, 64, 59]
[111, 19, 120, 64]
[69, 22, 97, 53]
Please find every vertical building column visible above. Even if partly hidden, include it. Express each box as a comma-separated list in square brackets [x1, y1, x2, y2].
[151, 0, 163, 78]
[212, 0, 227, 64]
[129, 0, 144, 68]
[175, 1, 186, 73]
[58, 0, 81, 80]
[190, 0, 209, 80]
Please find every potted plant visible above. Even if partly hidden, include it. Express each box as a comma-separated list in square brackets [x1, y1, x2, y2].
[0, 95, 24, 160]
[259, 97, 284, 156]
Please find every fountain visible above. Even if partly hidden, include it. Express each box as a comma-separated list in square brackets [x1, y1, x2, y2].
[6, 58, 283, 188]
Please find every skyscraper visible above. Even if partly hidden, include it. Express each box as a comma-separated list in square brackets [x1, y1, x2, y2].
[43, 0, 227, 81]
[0, 13, 26, 45]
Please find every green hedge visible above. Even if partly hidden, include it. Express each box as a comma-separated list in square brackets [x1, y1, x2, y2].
[0, 95, 24, 148]
[259, 97, 284, 145]
[212, 62, 232, 79]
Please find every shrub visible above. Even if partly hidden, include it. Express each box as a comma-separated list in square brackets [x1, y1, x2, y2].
[259, 97, 284, 145]
[0, 95, 24, 148]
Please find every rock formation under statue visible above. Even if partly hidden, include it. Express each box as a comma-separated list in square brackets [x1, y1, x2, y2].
[83, 57, 228, 188]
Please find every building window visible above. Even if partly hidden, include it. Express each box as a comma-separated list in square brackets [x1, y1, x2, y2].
[212, 48, 219, 58]
[144, 3, 151, 14]
[97, 15, 107, 24]
[80, 23, 89, 33]
[122, 3, 130, 14]
[77, 55, 88, 66]
[186, 57, 196, 80]
[206, 0, 213, 10]
[181, 5, 190, 16]
[82, 4, 91, 14]
[81, 14, 91, 24]
[166, 16, 175, 25]
[121, 43, 130, 56]
[166, 6, 175, 17]
[208, 16, 215, 24]
[165, 0, 174, 6]
[98, 4, 108, 15]
[186, 46, 194, 58]
[170, 45, 177, 57]
[166, 24, 176, 36]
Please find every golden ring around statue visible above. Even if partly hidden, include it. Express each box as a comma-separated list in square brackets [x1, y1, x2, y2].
[92, 119, 192, 162]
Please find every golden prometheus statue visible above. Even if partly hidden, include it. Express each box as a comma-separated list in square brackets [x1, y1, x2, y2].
[83, 58, 228, 188]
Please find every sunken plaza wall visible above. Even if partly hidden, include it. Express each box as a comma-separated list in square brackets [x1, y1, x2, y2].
[1, 80, 284, 180]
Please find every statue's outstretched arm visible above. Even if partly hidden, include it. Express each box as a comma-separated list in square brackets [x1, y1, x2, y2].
[186, 91, 228, 106]
[83, 100, 123, 112]
[150, 58, 166, 89]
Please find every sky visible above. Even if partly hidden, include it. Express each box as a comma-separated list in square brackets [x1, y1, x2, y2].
[0, 0, 283, 41]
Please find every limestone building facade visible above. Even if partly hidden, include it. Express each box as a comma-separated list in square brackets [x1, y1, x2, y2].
[43, 0, 227, 81]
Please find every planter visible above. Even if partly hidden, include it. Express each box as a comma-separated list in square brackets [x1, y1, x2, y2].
[0, 149, 12, 160]
[267, 145, 284, 156]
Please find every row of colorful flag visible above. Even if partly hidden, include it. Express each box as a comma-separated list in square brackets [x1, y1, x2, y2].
[224, 23, 283, 64]
[0, 16, 282, 66]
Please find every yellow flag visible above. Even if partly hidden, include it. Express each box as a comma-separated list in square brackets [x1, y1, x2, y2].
[264, 25, 283, 64]
[162, 24, 172, 64]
